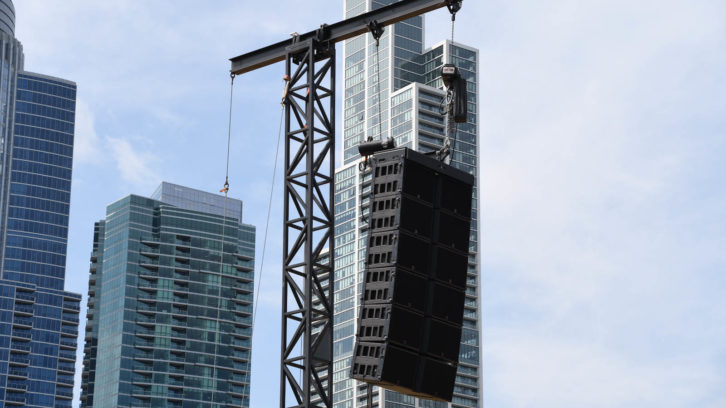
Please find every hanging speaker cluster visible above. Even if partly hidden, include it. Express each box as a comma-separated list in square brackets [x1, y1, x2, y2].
[350, 147, 474, 402]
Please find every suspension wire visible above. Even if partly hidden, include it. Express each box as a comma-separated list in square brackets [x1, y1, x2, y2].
[361, 23, 385, 223]
[451, 15, 455, 63]
[224, 73, 236, 191]
[363, 23, 386, 404]
[451, 11, 459, 159]
[367, 20, 384, 144]
[375, 40, 383, 141]
[362, 36, 384, 224]
[239, 78, 287, 407]
[212, 73, 236, 407]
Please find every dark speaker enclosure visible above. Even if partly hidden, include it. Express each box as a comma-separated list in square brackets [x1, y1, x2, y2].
[351, 148, 474, 402]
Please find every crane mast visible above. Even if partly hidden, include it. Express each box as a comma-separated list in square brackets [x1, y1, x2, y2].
[229, 1, 463, 406]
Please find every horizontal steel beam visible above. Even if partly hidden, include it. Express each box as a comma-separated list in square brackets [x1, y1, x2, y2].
[230, 0, 454, 75]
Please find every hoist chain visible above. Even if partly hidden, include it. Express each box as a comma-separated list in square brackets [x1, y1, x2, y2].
[440, 0, 462, 164]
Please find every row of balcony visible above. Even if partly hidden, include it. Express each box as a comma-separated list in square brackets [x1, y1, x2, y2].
[62, 313, 80, 323]
[59, 350, 76, 361]
[56, 387, 74, 399]
[8, 368, 28, 378]
[60, 338, 78, 349]
[133, 375, 185, 388]
[128, 386, 247, 400]
[58, 375, 74, 385]
[133, 363, 186, 375]
[12, 317, 32, 328]
[137, 284, 253, 298]
[140, 238, 252, 258]
[61, 325, 78, 336]
[9, 354, 29, 366]
[5, 392, 26, 405]
[139, 264, 253, 279]
[15, 292, 35, 303]
[131, 389, 184, 399]
[11, 328, 31, 340]
[14, 303, 33, 315]
[11, 314, 78, 328]
[11, 342, 30, 353]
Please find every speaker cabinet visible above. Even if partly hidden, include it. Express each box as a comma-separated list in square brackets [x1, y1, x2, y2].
[351, 148, 474, 402]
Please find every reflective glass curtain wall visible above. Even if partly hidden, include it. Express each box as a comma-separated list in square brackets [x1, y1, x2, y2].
[3, 73, 76, 291]
[0, 8, 23, 264]
[0, 44, 81, 408]
[0, 2, 82, 407]
[81, 184, 256, 408]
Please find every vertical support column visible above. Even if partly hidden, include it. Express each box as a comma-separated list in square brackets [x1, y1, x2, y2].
[280, 38, 335, 408]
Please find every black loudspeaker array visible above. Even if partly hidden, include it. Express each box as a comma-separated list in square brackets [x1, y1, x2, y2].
[351, 148, 474, 402]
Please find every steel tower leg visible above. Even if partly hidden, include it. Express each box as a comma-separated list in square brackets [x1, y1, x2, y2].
[280, 38, 335, 408]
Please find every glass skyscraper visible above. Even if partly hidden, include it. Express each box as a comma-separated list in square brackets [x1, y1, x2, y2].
[0, 1, 81, 406]
[81, 182, 256, 408]
[335, 1, 481, 407]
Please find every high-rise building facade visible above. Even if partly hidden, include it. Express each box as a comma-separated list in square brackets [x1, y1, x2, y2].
[334, 1, 481, 407]
[0, 1, 81, 406]
[81, 182, 255, 408]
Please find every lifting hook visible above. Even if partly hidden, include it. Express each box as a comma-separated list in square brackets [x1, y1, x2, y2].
[368, 20, 384, 47]
[446, 0, 463, 21]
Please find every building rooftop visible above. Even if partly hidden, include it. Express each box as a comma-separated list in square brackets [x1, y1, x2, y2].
[151, 181, 244, 222]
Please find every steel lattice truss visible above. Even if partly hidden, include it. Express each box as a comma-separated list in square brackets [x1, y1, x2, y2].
[281, 38, 335, 408]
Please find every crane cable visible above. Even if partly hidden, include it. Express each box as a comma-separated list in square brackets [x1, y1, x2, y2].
[360, 22, 385, 224]
[375, 31, 384, 142]
[212, 72, 235, 407]
[364, 22, 386, 408]
[451, 6, 456, 50]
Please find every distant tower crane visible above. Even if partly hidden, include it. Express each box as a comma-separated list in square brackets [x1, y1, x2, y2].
[229, 1, 464, 407]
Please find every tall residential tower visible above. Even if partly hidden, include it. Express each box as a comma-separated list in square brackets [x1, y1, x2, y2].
[334, 1, 481, 407]
[81, 183, 256, 408]
[0, 1, 81, 406]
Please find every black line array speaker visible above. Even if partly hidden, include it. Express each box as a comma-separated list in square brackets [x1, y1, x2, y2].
[351, 147, 474, 402]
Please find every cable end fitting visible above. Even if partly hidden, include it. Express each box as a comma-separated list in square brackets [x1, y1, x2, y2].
[368, 20, 384, 47]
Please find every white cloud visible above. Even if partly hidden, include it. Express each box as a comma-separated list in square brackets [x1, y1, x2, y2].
[106, 137, 161, 189]
[72, 98, 163, 192]
[70, 104, 165, 211]
[73, 99, 102, 164]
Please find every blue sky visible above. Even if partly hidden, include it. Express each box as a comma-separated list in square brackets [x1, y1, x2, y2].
[14, 0, 726, 407]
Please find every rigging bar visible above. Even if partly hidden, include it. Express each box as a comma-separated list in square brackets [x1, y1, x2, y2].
[230, 0, 455, 75]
